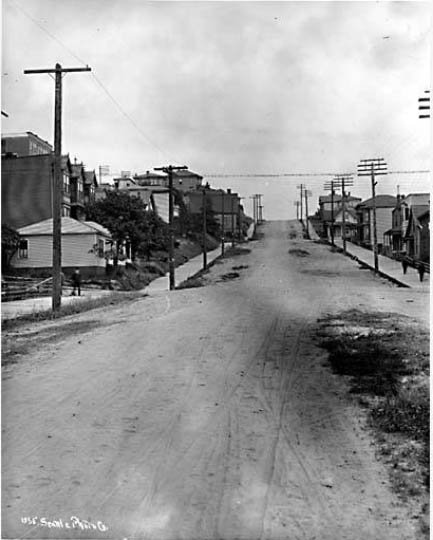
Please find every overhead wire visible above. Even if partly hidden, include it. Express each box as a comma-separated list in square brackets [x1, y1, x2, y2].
[6, 0, 178, 166]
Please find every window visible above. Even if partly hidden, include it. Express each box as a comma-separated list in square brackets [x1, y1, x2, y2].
[405, 207, 410, 221]
[63, 174, 70, 194]
[19, 239, 28, 258]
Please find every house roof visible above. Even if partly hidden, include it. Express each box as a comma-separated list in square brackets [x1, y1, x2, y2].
[319, 194, 361, 204]
[83, 170, 98, 186]
[400, 193, 430, 206]
[172, 169, 203, 179]
[357, 195, 397, 208]
[18, 217, 111, 237]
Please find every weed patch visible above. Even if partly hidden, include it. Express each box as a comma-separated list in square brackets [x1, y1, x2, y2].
[288, 248, 310, 257]
[317, 308, 429, 531]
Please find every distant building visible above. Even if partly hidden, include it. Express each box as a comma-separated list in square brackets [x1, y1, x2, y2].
[133, 170, 167, 187]
[2, 153, 72, 229]
[185, 188, 242, 236]
[83, 170, 98, 206]
[172, 169, 203, 193]
[2, 132, 52, 156]
[317, 193, 362, 239]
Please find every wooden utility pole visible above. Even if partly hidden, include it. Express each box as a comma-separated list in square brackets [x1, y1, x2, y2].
[238, 196, 244, 241]
[154, 165, 188, 289]
[357, 159, 388, 274]
[304, 188, 311, 239]
[297, 184, 304, 224]
[202, 188, 207, 270]
[221, 190, 225, 256]
[231, 193, 235, 247]
[24, 63, 91, 312]
[330, 175, 354, 255]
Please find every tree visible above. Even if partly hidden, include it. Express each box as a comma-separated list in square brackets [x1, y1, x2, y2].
[2, 223, 20, 271]
[85, 191, 168, 259]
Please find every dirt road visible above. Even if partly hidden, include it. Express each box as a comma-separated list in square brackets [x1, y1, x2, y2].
[2, 221, 428, 539]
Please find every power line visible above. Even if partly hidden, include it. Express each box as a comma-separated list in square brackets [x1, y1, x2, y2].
[204, 170, 430, 179]
[7, 0, 177, 164]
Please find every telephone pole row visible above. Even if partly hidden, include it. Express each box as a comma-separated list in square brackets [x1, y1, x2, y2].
[357, 158, 388, 274]
[324, 175, 353, 254]
[24, 63, 92, 312]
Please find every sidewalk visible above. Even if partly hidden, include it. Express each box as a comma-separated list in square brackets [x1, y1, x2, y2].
[333, 238, 429, 291]
[2, 246, 225, 320]
[144, 245, 222, 294]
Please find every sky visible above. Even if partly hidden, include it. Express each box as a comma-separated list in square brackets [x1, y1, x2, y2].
[1, 0, 431, 220]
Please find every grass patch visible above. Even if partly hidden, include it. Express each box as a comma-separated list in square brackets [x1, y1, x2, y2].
[1, 292, 141, 330]
[317, 309, 429, 526]
[288, 248, 310, 257]
[224, 246, 251, 257]
[176, 277, 205, 289]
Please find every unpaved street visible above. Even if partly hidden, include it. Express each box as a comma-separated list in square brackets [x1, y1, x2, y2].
[2, 221, 428, 540]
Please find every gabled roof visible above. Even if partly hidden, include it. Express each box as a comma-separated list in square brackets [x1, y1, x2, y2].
[172, 169, 203, 179]
[357, 195, 397, 208]
[83, 170, 98, 186]
[18, 217, 111, 237]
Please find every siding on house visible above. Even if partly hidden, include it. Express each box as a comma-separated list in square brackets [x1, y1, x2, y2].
[376, 207, 393, 245]
[11, 233, 106, 269]
[152, 192, 170, 223]
[12, 218, 111, 272]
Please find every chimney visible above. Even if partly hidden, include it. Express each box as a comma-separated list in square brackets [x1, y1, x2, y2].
[227, 188, 231, 194]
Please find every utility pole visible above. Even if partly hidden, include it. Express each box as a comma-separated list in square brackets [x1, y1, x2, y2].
[357, 158, 388, 274]
[304, 188, 311, 239]
[238, 196, 245, 241]
[418, 90, 430, 119]
[230, 193, 235, 247]
[331, 174, 354, 254]
[154, 165, 188, 289]
[24, 63, 91, 312]
[324, 180, 337, 247]
[221, 190, 225, 256]
[202, 188, 207, 270]
[297, 184, 304, 224]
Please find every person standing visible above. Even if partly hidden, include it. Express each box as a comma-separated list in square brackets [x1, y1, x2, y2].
[401, 258, 409, 275]
[71, 268, 82, 296]
[418, 262, 425, 283]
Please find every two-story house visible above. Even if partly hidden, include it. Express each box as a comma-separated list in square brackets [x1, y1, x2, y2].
[317, 193, 362, 240]
[355, 195, 397, 252]
[70, 162, 86, 220]
[387, 193, 430, 257]
[185, 188, 242, 237]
